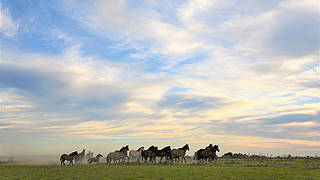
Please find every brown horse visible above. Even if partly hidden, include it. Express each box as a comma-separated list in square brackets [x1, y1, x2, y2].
[60, 151, 78, 166]
[194, 144, 220, 164]
[142, 146, 158, 164]
[106, 145, 129, 164]
[171, 144, 190, 164]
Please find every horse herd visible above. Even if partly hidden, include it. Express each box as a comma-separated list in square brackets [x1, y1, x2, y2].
[60, 144, 220, 166]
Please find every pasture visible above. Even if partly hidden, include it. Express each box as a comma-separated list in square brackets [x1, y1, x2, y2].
[1, 164, 320, 180]
[1, 157, 320, 180]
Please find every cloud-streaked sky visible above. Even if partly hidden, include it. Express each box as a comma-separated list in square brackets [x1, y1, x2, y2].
[0, 0, 319, 156]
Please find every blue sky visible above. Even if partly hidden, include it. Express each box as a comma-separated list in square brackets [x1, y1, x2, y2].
[0, 0, 319, 156]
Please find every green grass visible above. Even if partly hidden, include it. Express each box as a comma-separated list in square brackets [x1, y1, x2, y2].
[0, 164, 319, 180]
[216, 157, 320, 166]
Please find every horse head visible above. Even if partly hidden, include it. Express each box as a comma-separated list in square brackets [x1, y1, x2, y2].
[184, 144, 190, 151]
[147, 145, 155, 151]
[215, 145, 220, 152]
[97, 154, 103, 158]
[120, 146, 129, 152]
[206, 144, 213, 150]
[137, 147, 144, 151]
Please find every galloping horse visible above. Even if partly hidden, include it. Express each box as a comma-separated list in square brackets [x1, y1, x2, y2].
[60, 151, 78, 166]
[88, 154, 103, 164]
[129, 147, 144, 162]
[156, 146, 172, 163]
[75, 149, 85, 164]
[194, 144, 220, 164]
[142, 145, 158, 164]
[106, 145, 129, 164]
[171, 144, 190, 164]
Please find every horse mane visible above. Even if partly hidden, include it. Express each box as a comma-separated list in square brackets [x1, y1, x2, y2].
[147, 145, 155, 150]
[213, 145, 219, 151]
[120, 146, 129, 152]
[96, 154, 102, 158]
[179, 144, 189, 150]
[161, 146, 171, 151]
[206, 144, 213, 149]
[69, 151, 78, 156]
[137, 147, 144, 151]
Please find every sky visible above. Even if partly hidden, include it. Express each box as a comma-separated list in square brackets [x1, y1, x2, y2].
[0, 0, 319, 157]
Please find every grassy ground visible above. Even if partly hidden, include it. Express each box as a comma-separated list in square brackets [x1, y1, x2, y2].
[215, 157, 320, 166]
[0, 164, 319, 180]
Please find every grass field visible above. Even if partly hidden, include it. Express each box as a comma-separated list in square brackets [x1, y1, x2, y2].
[0, 164, 319, 180]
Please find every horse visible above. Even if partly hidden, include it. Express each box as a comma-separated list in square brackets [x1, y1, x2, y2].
[106, 145, 129, 164]
[88, 154, 103, 164]
[194, 144, 220, 164]
[129, 147, 144, 163]
[171, 144, 190, 164]
[142, 145, 158, 164]
[75, 149, 85, 164]
[156, 146, 172, 163]
[60, 151, 78, 166]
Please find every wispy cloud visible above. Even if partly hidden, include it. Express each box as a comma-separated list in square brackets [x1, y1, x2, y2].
[0, 0, 319, 156]
[0, 2, 18, 37]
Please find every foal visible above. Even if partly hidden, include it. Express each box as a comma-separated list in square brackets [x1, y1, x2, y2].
[88, 154, 103, 164]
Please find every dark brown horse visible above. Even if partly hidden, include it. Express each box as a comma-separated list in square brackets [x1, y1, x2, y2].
[194, 144, 220, 164]
[156, 146, 172, 163]
[142, 145, 158, 164]
[60, 151, 78, 166]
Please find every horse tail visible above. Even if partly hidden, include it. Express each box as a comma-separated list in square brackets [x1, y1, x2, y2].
[60, 154, 65, 161]
[193, 151, 199, 162]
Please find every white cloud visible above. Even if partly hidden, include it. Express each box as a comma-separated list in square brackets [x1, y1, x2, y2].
[0, 2, 18, 37]
[1, 0, 319, 156]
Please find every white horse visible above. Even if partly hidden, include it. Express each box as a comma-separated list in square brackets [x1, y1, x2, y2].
[75, 149, 85, 164]
[129, 147, 144, 163]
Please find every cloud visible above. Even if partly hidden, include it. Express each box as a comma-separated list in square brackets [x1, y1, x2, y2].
[1, 0, 319, 156]
[258, 112, 320, 125]
[0, 2, 18, 37]
[158, 93, 229, 112]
